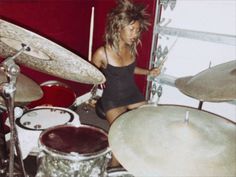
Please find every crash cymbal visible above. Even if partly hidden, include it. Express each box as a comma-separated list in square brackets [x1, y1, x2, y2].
[109, 104, 236, 177]
[175, 60, 236, 102]
[0, 19, 105, 85]
[0, 71, 43, 103]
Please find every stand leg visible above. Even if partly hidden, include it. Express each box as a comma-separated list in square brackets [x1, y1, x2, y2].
[6, 98, 27, 177]
[198, 101, 203, 110]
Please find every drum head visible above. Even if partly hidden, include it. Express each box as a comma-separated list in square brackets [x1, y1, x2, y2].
[40, 125, 109, 156]
[16, 107, 76, 130]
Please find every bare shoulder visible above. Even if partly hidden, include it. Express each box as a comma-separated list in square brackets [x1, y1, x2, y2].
[92, 46, 107, 68]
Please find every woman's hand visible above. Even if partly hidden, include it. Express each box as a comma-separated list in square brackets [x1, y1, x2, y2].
[148, 67, 161, 77]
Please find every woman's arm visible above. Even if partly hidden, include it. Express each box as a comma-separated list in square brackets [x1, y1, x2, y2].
[134, 66, 150, 75]
[91, 47, 106, 69]
[134, 66, 161, 77]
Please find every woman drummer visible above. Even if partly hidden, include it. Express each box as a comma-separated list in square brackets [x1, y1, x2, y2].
[92, 0, 161, 167]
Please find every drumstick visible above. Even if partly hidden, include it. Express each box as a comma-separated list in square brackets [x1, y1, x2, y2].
[88, 6, 94, 62]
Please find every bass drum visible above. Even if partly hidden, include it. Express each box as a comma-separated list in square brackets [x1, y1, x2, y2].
[27, 80, 77, 109]
[107, 168, 134, 177]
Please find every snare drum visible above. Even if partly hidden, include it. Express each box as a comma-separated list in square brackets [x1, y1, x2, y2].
[27, 80, 77, 108]
[36, 125, 111, 177]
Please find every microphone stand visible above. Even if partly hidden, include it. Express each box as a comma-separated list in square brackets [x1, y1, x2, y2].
[0, 45, 29, 177]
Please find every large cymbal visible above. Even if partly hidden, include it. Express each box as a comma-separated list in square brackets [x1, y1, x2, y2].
[175, 60, 236, 102]
[0, 71, 43, 103]
[109, 105, 236, 177]
[0, 19, 105, 85]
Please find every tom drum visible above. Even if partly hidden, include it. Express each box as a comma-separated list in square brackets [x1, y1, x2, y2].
[36, 124, 111, 177]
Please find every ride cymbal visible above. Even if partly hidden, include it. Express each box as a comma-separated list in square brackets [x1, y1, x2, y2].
[0, 19, 105, 85]
[0, 71, 43, 103]
[109, 105, 236, 177]
[175, 60, 236, 102]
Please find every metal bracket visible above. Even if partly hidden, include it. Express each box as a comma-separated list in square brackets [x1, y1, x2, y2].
[160, 0, 177, 10]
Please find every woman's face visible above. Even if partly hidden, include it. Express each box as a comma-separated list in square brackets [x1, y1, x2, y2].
[119, 21, 141, 46]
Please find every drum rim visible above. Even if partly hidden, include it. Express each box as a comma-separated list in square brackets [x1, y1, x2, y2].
[40, 80, 70, 88]
[39, 124, 111, 160]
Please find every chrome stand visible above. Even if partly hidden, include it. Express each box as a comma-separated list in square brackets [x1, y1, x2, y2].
[0, 46, 29, 177]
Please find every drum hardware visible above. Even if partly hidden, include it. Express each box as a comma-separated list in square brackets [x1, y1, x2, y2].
[197, 101, 203, 110]
[147, 36, 178, 100]
[148, 84, 163, 105]
[0, 46, 30, 177]
[156, 85, 163, 102]
[82, 85, 100, 113]
[109, 104, 236, 176]
[0, 19, 106, 85]
[175, 60, 236, 102]
[160, 0, 177, 10]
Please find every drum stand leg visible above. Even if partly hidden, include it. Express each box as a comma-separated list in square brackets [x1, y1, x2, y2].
[0, 48, 29, 177]
[5, 96, 27, 177]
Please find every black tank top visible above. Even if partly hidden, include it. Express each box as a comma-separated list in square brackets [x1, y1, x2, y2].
[100, 47, 145, 112]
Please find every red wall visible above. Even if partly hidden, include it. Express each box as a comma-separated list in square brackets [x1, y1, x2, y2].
[0, 0, 156, 98]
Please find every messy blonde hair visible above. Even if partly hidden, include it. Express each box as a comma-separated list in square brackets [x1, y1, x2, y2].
[105, 0, 150, 55]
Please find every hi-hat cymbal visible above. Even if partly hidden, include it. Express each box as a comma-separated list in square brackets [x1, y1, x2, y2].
[0, 19, 105, 85]
[175, 60, 236, 102]
[109, 105, 236, 177]
[0, 71, 43, 103]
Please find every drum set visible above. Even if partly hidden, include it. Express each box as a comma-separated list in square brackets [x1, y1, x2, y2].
[0, 18, 235, 177]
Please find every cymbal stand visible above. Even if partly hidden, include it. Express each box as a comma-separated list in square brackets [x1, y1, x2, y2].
[0, 45, 29, 177]
[197, 61, 211, 110]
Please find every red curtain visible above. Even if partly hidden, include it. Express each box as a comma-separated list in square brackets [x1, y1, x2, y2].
[0, 0, 156, 98]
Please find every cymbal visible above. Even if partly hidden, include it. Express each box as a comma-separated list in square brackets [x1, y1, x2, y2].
[175, 60, 236, 102]
[109, 104, 236, 177]
[0, 19, 105, 85]
[0, 71, 43, 103]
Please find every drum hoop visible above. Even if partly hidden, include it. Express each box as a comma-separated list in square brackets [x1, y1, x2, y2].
[40, 80, 69, 88]
[40, 144, 111, 161]
[39, 124, 111, 160]
[16, 107, 75, 131]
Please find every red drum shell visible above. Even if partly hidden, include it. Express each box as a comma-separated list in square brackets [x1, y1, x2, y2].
[0, 110, 10, 134]
[27, 80, 76, 109]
